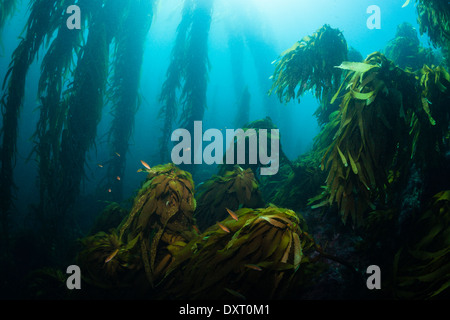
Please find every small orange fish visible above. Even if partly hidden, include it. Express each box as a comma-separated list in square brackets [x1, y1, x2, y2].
[116, 176, 121, 181]
[108, 188, 112, 193]
[105, 248, 119, 263]
[226, 208, 238, 221]
[97, 164, 103, 168]
[192, 225, 200, 234]
[217, 222, 230, 233]
[244, 264, 262, 271]
[140, 160, 151, 170]
[115, 152, 121, 157]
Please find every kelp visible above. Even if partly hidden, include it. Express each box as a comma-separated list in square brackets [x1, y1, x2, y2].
[310, 51, 450, 227]
[194, 166, 264, 230]
[179, 0, 214, 172]
[58, 1, 113, 222]
[313, 53, 417, 226]
[271, 151, 326, 212]
[234, 86, 250, 128]
[32, 0, 91, 233]
[104, 0, 155, 201]
[385, 22, 437, 71]
[227, 32, 247, 126]
[393, 190, 450, 299]
[410, 64, 450, 170]
[117, 164, 197, 286]
[161, 206, 316, 300]
[78, 164, 198, 289]
[416, 0, 450, 70]
[0, 0, 74, 248]
[217, 117, 293, 177]
[89, 202, 129, 235]
[158, 0, 193, 164]
[158, 0, 215, 166]
[269, 24, 348, 123]
[0, 0, 17, 43]
[77, 230, 142, 288]
[416, 0, 450, 47]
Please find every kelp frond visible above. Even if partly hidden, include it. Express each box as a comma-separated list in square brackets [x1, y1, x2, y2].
[385, 22, 438, 70]
[118, 163, 197, 286]
[0, 0, 17, 43]
[269, 24, 348, 122]
[310, 51, 450, 227]
[393, 190, 450, 299]
[162, 206, 316, 299]
[0, 0, 74, 237]
[104, 0, 155, 200]
[313, 53, 417, 226]
[416, 0, 450, 47]
[194, 166, 264, 230]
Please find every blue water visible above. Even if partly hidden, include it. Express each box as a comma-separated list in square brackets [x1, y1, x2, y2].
[0, 0, 428, 224]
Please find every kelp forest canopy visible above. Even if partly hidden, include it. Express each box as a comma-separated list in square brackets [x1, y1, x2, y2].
[0, 0, 449, 300]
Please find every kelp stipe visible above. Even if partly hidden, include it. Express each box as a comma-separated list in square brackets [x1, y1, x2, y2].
[158, 0, 215, 166]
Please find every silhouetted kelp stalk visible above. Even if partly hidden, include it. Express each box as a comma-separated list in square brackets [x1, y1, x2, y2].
[158, 0, 215, 167]
[32, 0, 93, 233]
[158, 0, 195, 164]
[0, 0, 17, 43]
[104, 0, 155, 201]
[234, 86, 250, 128]
[0, 0, 75, 250]
[228, 32, 247, 127]
[1, 0, 157, 263]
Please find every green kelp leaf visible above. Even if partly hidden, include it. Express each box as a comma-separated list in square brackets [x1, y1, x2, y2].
[421, 97, 436, 126]
[257, 261, 295, 271]
[347, 150, 358, 175]
[335, 61, 378, 74]
[337, 145, 348, 167]
[351, 89, 375, 101]
[279, 41, 302, 57]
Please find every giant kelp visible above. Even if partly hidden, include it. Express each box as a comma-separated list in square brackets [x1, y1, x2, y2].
[158, 0, 215, 166]
[416, 0, 450, 47]
[416, 0, 450, 68]
[393, 190, 450, 299]
[194, 166, 265, 230]
[161, 206, 316, 300]
[0, 0, 17, 42]
[158, 0, 195, 164]
[385, 22, 437, 71]
[103, 0, 155, 201]
[1, 0, 157, 265]
[217, 117, 293, 178]
[269, 24, 348, 124]
[311, 52, 450, 226]
[78, 164, 198, 290]
[1, 0, 76, 252]
[76, 166, 324, 300]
